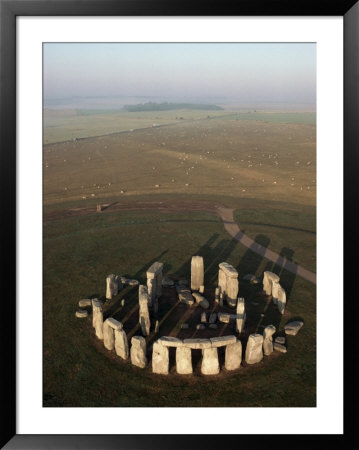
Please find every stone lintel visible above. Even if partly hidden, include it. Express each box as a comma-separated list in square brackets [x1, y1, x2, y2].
[183, 338, 212, 349]
[210, 335, 237, 348]
[146, 261, 164, 279]
[105, 317, 123, 331]
[158, 336, 184, 347]
[219, 262, 238, 278]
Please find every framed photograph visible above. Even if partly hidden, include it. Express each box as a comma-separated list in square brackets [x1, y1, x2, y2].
[1, 0, 357, 448]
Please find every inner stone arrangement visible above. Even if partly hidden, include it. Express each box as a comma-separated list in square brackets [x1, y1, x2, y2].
[75, 257, 303, 376]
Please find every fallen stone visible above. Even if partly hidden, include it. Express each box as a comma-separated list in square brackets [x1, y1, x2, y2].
[225, 340, 242, 370]
[218, 312, 230, 323]
[192, 292, 209, 309]
[285, 321, 304, 336]
[75, 310, 88, 318]
[176, 346, 192, 374]
[274, 342, 287, 353]
[201, 312, 207, 323]
[114, 329, 129, 359]
[201, 348, 220, 375]
[199, 285, 205, 294]
[191, 255, 204, 291]
[159, 336, 183, 347]
[196, 324, 205, 330]
[128, 279, 139, 286]
[152, 342, 169, 375]
[275, 336, 286, 344]
[130, 336, 147, 368]
[245, 334, 264, 364]
[176, 285, 195, 305]
[183, 338, 212, 349]
[78, 299, 92, 308]
[210, 335, 237, 348]
[162, 277, 174, 287]
[209, 313, 217, 324]
[209, 324, 218, 329]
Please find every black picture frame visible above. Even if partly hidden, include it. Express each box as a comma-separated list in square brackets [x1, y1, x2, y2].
[1, 0, 357, 448]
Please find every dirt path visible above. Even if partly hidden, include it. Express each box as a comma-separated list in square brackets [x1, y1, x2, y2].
[44, 200, 316, 284]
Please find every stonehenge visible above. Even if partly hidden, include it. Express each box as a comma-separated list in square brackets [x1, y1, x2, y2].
[92, 299, 104, 340]
[191, 256, 204, 291]
[146, 261, 163, 310]
[245, 334, 264, 364]
[130, 336, 147, 368]
[218, 262, 239, 307]
[138, 285, 151, 336]
[263, 325, 276, 356]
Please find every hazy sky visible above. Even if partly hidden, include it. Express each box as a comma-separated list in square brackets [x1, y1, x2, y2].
[43, 43, 316, 104]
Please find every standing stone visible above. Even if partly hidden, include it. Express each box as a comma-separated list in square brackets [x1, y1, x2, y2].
[245, 334, 264, 364]
[92, 299, 103, 340]
[199, 285, 205, 294]
[147, 261, 164, 307]
[152, 341, 169, 375]
[277, 286, 287, 314]
[115, 329, 129, 360]
[201, 348, 220, 375]
[235, 298, 245, 333]
[226, 277, 239, 307]
[263, 325, 276, 356]
[191, 256, 204, 291]
[103, 319, 115, 350]
[154, 320, 159, 333]
[271, 280, 280, 305]
[201, 312, 207, 323]
[218, 269, 227, 296]
[263, 271, 280, 296]
[219, 292, 224, 307]
[130, 336, 147, 368]
[215, 287, 220, 303]
[218, 262, 239, 307]
[106, 274, 118, 300]
[209, 313, 217, 324]
[138, 285, 150, 336]
[225, 340, 242, 370]
[176, 347, 192, 374]
[146, 277, 155, 308]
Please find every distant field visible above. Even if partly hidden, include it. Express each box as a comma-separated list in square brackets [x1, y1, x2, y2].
[218, 111, 316, 125]
[44, 210, 316, 407]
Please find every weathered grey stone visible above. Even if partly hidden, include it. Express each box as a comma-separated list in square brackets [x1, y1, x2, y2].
[226, 277, 239, 307]
[275, 336, 286, 344]
[274, 342, 287, 353]
[218, 312, 230, 323]
[196, 324, 205, 330]
[92, 299, 103, 340]
[209, 313, 217, 324]
[245, 334, 264, 364]
[236, 297, 245, 315]
[192, 292, 209, 309]
[199, 285, 205, 294]
[75, 310, 88, 318]
[277, 286, 287, 314]
[183, 338, 212, 349]
[209, 324, 218, 329]
[103, 319, 116, 350]
[263, 325, 276, 356]
[130, 336, 147, 368]
[210, 335, 236, 347]
[235, 315, 245, 334]
[201, 348, 220, 375]
[139, 285, 150, 336]
[147, 277, 155, 307]
[155, 272, 162, 297]
[152, 342, 169, 374]
[114, 329, 129, 360]
[271, 280, 280, 305]
[78, 299, 92, 307]
[106, 317, 123, 330]
[201, 312, 207, 323]
[181, 323, 189, 329]
[218, 268, 227, 295]
[128, 279, 139, 286]
[285, 321, 303, 336]
[263, 271, 280, 296]
[106, 274, 118, 300]
[176, 285, 195, 305]
[159, 336, 183, 347]
[146, 261, 164, 278]
[191, 255, 204, 291]
[176, 347, 192, 374]
[225, 340, 242, 370]
[219, 262, 238, 278]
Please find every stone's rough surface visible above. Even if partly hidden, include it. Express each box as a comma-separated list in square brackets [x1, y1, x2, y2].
[146, 261, 164, 278]
[155, 272, 163, 297]
[219, 262, 238, 278]
[159, 336, 183, 347]
[115, 329, 129, 360]
[225, 340, 242, 370]
[152, 342, 169, 375]
[162, 277, 174, 287]
[128, 279, 139, 286]
[181, 323, 189, 329]
[209, 324, 218, 329]
[78, 299, 92, 307]
[210, 335, 237, 347]
[285, 321, 304, 335]
[263, 325, 276, 356]
[201, 312, 207, 323]
[92, 299, 104, 340]
[218, 262, 239, 307]
[196, 324, 205, 330]
[176, 285, 195, 305]
[274, 342, 287, 353]
[147, 277, 155, 307]
[176, 347, 192, 374]
[226, 277, 239, 307]
[138, 285, 151, 336]
[192, 292, 209, 309]
[209, 313, 217, 324]
[277, 286, 287, 314]
[235, 315, 245, 334]
[271, 280, 280, 305]
[236, 297, 245, 315]
[275, 336, 286, 344]
[103, 319, 116, 350]
[218, 269, 227, 295]
[218, 312, 230, 323]
[106, 274, 118, 300]
[183, 338, 212, 349]
[130, 336, 147, 368]
[263, 271, 280, 296]
[199, 285, 205, 294]
[201, 348, 220, 375]
[191, 256, 204, 291]
[245, 334, 264, 364]
[147, 262, 164, 306]
[75, 310, 88, 318]
[154, 320, 159, 333]
[106, 317, 123, 330]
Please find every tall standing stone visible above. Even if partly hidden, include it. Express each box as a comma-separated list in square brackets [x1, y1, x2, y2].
[201, 348, 220, 375]
[277, 286, 287, 314]
[114, 329, 129, 360]
[152, 341, 169, 375]
[130, 336, 147, 368]
[191, 256, 204, 291]
[225, 340, 242, 370]
[92, 299, 103, 340]
[263, 271, 280, 296]
[218, 262, 239, 307]
[176, 347, 192, 374]
[146, 261, 164, 309]
[245, 334, 264, 364]
[271, 280, 280, 305]
[138, 285, 151, 336]
[235, 297, 245, 333]
[263, 325, 276, 356]
[106, 274, 119, 300]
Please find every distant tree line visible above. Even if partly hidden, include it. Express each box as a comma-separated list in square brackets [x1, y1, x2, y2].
[123, 102, 224, 112]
